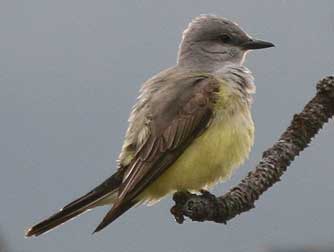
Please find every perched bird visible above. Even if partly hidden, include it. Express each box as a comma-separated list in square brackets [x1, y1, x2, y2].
[26, 14, 274, 237]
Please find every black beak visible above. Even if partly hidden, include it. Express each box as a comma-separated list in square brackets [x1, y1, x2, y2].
[242, 39, 275, 50]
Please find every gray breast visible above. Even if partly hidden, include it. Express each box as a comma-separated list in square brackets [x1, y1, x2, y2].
[216, 64, 255, 104]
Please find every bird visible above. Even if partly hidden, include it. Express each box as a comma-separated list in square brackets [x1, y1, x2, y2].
[25, 14, 274, 237]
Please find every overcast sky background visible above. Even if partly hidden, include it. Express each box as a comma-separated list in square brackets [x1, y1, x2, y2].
[1, 1, 334, 252]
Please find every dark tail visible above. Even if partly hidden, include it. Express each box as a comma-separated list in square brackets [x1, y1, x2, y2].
[25, 171, 123, 237]
[93, 200, 136, 233]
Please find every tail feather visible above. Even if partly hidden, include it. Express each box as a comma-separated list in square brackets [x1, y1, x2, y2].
[25, 207, 87, 237]
[25, 171, 123, 237]
[93, 200, 136, 233]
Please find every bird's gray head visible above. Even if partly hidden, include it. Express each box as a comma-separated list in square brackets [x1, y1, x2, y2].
[177, 15, 274, 71]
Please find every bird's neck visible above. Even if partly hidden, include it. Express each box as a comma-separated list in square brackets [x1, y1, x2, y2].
[177, 43, 246, 73]
[177, 59, 256, 104]
[215, 64, 256, 104]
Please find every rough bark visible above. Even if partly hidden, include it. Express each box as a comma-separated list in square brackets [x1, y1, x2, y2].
[171, 76, 334, 224]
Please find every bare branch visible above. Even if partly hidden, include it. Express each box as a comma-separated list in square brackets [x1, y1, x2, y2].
[171, 76, 334, 224]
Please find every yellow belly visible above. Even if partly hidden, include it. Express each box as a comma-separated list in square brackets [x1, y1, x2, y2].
[138, 105, 254, 204]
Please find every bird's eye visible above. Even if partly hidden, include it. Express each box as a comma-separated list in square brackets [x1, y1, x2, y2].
[219, 34, 232, 43]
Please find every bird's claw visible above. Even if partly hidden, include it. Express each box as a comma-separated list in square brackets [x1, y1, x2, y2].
[170, 205, 185, 224]
[200, 189, 216, 201]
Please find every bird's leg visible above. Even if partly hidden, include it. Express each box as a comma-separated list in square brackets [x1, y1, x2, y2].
[199, 189, 216, 200]
[170, 191, 193, 224]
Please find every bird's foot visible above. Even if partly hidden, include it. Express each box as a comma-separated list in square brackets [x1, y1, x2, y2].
[171, 189, 221, 223]
[170, 191, 193, 224]
[199, 189, 216, 200]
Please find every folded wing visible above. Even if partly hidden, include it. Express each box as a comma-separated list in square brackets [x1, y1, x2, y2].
[94, 74, 220, 232]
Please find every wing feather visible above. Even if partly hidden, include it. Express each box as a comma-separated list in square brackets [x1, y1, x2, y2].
[120, 76, 219, 200]
[94, 74, 220, 232]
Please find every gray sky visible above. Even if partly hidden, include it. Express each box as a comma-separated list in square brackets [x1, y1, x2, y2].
[1, 1, 334, 252]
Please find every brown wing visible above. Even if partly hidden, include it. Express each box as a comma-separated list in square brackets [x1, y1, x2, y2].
[94, 75, 219, 232]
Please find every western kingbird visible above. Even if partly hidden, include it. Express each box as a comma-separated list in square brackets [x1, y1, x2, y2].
[26, 14, 274, 237]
